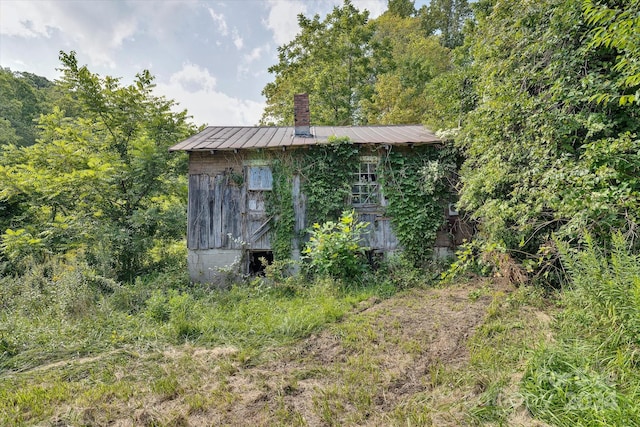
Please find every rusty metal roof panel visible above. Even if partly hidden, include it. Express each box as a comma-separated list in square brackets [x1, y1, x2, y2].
[169, 125, 440, 152]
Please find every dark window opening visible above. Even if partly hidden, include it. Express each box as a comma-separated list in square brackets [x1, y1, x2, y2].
[248, 251, 273, 275]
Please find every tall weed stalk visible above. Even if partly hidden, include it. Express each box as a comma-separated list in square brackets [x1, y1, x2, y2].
[522, 233, 640, 426]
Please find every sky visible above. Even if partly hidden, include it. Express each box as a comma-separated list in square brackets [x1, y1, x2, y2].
[0, 0, 431, 127]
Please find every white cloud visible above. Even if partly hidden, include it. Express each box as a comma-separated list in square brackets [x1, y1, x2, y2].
[0, 0, 140, 67]
[168, 63, 217, 93]
[263, 0, 386, 48]
[243, 44, 269, 64]
[232, 28, 243, 50]
[263, 0, 307, 46]
[157, 63, 265, 126]
[351, 0, 386, 18]
[0, 1, 53, 38]
[208, 7, 229, 36]
[237, 43, 270, 79]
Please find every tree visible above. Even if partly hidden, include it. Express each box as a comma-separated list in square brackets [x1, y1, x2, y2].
[260, 0, 390, 126]
[453, 0, 640, 264]
[0, 68, 53, 146]
[583, 0, 640, 105]
[387, 0, 416, 18]
[364, 13, 452, 124]
[0, 52, 196, 280]
[419, 0, 472, 48]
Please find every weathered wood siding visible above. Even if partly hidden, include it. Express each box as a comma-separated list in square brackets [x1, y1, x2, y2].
[358, 212, 400, 252]
[186, 148, 447, 258]
[187, 173, 243, 250]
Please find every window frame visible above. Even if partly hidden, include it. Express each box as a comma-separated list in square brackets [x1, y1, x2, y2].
[247, 165, 273, 191]
[352, 156, 380, 207]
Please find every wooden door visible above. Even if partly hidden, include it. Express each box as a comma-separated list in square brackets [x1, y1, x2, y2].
[246, 190, 271, 250]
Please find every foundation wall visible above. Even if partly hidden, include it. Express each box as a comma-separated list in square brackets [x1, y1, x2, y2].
[187, 249, 242, 285]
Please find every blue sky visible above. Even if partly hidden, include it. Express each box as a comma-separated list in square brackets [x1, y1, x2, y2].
[1, 0, 431, 127]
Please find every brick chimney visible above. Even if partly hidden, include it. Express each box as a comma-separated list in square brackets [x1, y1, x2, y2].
[294, 93, 311, 136]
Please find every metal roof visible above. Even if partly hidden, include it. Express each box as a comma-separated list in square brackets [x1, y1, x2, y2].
[169, 125, 440, 152]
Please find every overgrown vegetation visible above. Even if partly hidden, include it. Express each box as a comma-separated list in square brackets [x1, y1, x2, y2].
[0, 51, 195, 281]
[447, 0, 640, 269]
[380, 144, 457, 265]
[301, 137, 360, 226]
[303, 210, 370, 281]
[2, 0, 640, 425]
[522, 234, 640, 426]
[265, 157, 296, 261]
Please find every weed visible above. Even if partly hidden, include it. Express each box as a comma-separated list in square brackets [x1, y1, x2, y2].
[521, 233, 640, 426]
[303, 210, 370, 281]
[151, 373, 183, 401]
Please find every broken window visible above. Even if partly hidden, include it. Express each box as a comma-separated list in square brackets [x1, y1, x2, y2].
[352, 159, 379, 205]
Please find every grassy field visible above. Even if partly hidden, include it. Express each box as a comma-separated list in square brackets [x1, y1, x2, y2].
[1, 243, 639, 426]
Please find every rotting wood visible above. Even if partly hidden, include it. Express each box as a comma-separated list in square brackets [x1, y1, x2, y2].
[198, 175, 211, 250]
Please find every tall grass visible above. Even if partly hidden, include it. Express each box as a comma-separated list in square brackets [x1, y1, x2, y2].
[0, 254, 411, 425]
[522, 233, 640, 426]
[0, 256, 396, 375]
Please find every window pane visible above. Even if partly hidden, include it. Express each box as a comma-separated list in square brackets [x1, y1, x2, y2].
[352, 160, 379, 205]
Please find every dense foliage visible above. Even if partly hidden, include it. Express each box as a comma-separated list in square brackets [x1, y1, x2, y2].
[261, 1, 390, 125]
[380, 145, 457, 265]
[442, 0, 640, 269]
[523, 234, 640, 425]
[0, 68, 54, 146]
[303, 210, 370, 281]
[0, 52, 196, 280]
[1, 1, 640, 425]
[261, 0, 468, 126]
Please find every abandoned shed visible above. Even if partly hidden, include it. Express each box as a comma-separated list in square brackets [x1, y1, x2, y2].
[170, 94, 463, 283]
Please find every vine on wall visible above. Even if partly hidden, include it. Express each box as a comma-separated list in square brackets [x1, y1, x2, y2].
[263, 138, 455, 265]
[301, 137, 360, 226]
[265, 156, 295, 261]
[380, 145, 456, 265]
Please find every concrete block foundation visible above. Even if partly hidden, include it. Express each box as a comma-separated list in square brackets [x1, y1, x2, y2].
[188, 249, 243, 285]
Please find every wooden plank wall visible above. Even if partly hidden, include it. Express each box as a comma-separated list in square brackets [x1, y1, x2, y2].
[186, 149, 447, 255]
[358, 212, 399, 252]
[187, 173, 243, 250]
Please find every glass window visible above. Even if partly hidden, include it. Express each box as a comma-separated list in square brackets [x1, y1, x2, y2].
[352, 161, 379, 205]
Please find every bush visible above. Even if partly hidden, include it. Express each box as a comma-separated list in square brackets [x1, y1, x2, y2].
[302, 210, 370, 281]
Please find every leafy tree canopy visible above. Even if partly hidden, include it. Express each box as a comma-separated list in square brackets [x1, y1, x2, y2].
[418, 0, 472, 48]
[448, 0, 640, 272]
[0, 52, 196, 280]
[0, 68, 54, 146]
[260, 0, 391, 126]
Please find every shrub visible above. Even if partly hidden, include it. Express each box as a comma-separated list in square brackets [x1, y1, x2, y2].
[302, 210, 370, 281]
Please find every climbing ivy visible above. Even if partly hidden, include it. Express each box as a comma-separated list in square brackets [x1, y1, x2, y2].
[380, 145, 456, 265]
[302, 137, 360, 226]
[265, 156, 295, 261]
[264, 138, 454, 266]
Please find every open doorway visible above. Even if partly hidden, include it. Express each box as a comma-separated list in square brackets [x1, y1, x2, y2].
[248, 251, 274, 275]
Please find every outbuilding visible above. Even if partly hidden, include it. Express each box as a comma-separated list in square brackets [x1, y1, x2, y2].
[170, 94, 464, 283]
